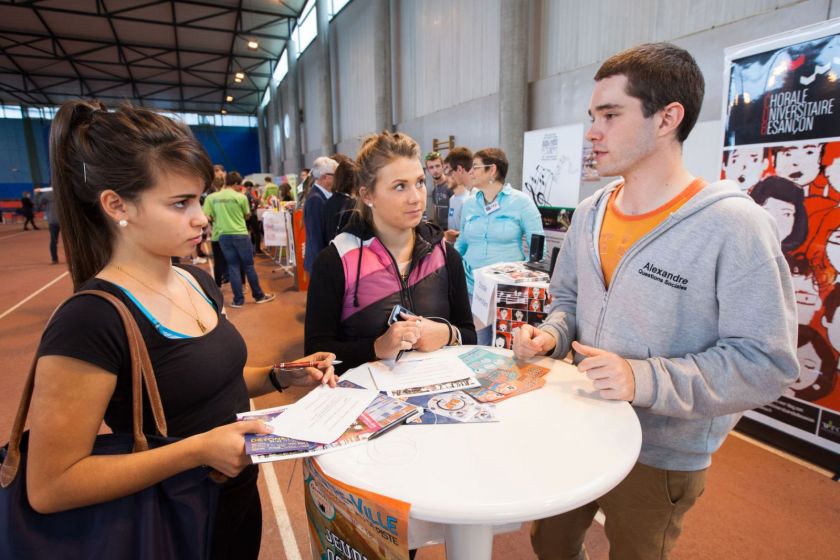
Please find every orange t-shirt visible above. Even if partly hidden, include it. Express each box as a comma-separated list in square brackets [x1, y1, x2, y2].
[600, 178, 706, 287]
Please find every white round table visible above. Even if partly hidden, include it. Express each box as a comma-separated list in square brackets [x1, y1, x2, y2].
[314, 346, 642, 560]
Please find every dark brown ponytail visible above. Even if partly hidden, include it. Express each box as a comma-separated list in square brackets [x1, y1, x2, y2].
[49, 100, 213, 289]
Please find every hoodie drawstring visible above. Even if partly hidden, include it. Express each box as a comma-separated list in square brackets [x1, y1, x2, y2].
[353, 237, 363, 307]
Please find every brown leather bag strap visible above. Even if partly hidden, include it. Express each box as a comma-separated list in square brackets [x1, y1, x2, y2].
[81, 291, 168, 444]
[1, 289, 168, 487]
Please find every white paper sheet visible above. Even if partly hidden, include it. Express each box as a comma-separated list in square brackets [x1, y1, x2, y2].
[369, 356, 477, 393]
[268, 386, 378, 444]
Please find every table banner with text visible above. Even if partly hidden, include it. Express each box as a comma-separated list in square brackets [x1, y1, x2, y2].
[304, 458, 410, 560]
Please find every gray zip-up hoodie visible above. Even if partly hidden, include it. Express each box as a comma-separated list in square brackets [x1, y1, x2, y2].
[541, 179, 798, 470]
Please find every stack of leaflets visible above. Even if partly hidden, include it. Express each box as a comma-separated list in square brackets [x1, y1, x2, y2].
[458, 347, 550, 403]
[238, 380, 421, 463]
[485, 262, 549, 284]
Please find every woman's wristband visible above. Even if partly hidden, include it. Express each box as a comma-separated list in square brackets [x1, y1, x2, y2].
[268, 366, 287, 392]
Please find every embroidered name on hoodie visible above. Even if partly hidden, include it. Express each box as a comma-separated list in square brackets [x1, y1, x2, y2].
[638, 262, 688, 291]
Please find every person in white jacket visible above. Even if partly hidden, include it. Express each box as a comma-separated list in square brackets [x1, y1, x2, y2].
[515, 43, 798, 560]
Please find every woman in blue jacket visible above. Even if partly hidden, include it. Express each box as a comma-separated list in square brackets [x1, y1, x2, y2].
[455, 148, 544, 295]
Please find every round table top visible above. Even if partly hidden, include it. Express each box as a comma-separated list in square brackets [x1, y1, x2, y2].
[315, 346, 642, 525]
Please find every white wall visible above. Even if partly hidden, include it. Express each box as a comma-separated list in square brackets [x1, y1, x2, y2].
[394, 0, 500, 123]
[299, 43, 323, 156]
[332, 0, 376, 146]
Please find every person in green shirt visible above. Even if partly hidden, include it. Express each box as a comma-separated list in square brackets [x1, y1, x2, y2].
[203, 172, 275, 307]
[262, 176, 279, 203]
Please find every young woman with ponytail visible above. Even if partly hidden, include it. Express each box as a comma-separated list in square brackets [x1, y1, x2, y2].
[28, 100, 336, 557]
[304, 131, 476, 375]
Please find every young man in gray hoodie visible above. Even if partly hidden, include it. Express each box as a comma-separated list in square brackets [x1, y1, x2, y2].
[515, 43, 798, 560]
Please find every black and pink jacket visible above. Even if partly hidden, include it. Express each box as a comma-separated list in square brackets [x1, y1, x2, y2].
[304, 217, 477, 374]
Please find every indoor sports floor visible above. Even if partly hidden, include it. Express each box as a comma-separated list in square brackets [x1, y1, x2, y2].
[1, 220, 838, 559]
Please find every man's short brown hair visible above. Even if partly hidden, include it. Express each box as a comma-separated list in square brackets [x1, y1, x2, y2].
[444, 147, 473, 172]
[594, 42, 704, 143]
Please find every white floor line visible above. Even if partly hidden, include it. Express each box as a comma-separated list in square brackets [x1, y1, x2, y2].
[0, 230, 32, 242]
[250, 399, 303, 560]
[731, 430, 834, 477]
[0, 271, 68, 321]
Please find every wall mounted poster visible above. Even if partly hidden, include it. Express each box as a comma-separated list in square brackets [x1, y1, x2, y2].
[304, 458, 410, 560]
[722, 19, 840, 464]
[522, 124, 583, 209]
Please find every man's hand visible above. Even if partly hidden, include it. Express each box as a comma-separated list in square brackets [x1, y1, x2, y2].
[572, 341, 635, 401]
[513, 324, 556, 359]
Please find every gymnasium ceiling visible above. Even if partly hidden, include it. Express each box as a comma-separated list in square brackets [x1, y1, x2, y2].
[0, 0, 306, 115]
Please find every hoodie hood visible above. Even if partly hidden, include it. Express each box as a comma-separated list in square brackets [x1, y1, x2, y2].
[591, 178, 750, 224]
[341, 213, 446, 250]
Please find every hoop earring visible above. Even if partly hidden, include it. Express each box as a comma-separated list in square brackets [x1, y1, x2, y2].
[118, 219, 128, 228]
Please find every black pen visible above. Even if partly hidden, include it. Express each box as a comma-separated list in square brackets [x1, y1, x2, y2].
[368, 415, 413, 440]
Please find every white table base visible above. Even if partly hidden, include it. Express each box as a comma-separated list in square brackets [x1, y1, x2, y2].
[444, 523, 494, 560]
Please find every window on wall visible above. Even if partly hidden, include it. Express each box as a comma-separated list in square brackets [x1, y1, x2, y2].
[262, 88, 272, 109]
[0, 105, 23, 119]
[273, 50, 288, 85]
[296, 0, 317, 54]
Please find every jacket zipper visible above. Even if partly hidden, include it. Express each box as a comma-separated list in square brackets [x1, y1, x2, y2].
[383, 240, 434, 311]
[589, 202, 677, 349]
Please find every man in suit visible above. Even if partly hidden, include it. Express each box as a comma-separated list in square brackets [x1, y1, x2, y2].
[303, 156, 338, 273]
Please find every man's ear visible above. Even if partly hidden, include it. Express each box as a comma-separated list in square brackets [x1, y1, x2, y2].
[99, 189, 129, 224]
[657, 102, 685, 140]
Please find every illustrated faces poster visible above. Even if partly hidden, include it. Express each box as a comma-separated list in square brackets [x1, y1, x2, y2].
[493, 284, 551, 350]
[304, 458, 410, 560]
[522, 124, 584, 210]
[722, 21, 840, 454]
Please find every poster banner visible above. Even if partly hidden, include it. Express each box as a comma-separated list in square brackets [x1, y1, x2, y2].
[721, 19, 840, 456]
[262, 208, 289, 247]
[304, 458, 410, 560]
[294, 209, 309, 291]
[522, 124, 584, 210]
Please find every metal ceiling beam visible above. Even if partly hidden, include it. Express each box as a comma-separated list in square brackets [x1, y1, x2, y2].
[0, 39, 55, 105]
[0, 49, 272, 80]
[1, 69, 260, 94]
[12, 2, 292, 39]
[0, 29, 283, 62]
[101, 0, 142, 103]
[0, 79, 44, 105]
[28, 3, 94, 98]
[107, 0, 169, 18]
[170, 0, 185, 111]
[220, 0, 243, 113]
[96, 0, 298, 18]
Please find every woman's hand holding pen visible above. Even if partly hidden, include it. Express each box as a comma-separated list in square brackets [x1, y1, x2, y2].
[281, 352, 338, 387]
[374, 314, 421, 359]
